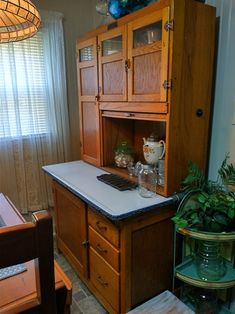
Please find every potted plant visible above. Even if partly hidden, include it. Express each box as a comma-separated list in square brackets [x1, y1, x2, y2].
[172, 155, 235, 282]
[172, 154, 235, 233]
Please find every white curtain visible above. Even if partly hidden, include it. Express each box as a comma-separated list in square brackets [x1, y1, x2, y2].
[0, 11, 70, 213]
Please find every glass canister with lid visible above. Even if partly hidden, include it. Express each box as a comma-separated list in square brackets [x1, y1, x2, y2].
[138, 164, 157, 198]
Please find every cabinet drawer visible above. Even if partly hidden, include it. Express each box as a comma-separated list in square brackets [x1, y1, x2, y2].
[88, 208, 119, 248]
[90, 247, 119, 312]
[89, 226, 119, 271]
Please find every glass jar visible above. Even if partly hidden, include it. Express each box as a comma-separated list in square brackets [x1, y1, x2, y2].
[158, 158, 165, 187]
[138, 164, 157, 198]
[195, 240, 226, 281]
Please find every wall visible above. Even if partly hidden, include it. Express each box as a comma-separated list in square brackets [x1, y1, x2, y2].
[204, 1, 235, 309]
[35, 0, 94, 161]
[206, 0, 235, 179]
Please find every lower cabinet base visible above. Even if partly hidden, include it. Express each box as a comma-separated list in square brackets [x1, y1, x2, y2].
[53, 180, 176, 314]
[57, 212, 175, 313]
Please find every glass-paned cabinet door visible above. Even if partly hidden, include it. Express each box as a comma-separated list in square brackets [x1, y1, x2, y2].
[77, 37, 98, 101]
[127, 7, 170, 103]
[133, 21, 162, 48]
[102, 35, 122, 56]
[98, 26, 127, 101]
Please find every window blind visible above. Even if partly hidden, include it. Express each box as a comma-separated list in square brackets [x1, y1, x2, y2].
[0, 32, 49, 138]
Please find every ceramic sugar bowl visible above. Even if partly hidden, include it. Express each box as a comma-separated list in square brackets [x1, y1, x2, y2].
[143, 135, 165, 165]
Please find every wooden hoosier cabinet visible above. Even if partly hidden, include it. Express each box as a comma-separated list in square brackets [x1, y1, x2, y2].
[76, 0, 216, 197]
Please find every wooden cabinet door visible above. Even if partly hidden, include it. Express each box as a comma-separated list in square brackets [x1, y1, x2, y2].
[53, 181, 88, 279]
[77, 38, 101, 166]
[127, 7, 170, 102]
[79, 100, 101, 166]
[98, 26, 127, 102]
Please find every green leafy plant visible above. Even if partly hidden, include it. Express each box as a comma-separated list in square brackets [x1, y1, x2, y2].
[172, 155, 235, 232]
[115, 141, 133, 155]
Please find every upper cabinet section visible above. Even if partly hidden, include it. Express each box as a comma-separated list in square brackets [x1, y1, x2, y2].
[98, 26, 127, 102]
[97, 6, 170, 104]
[127, 7, 170, 102]
[77, 0, 216, 195]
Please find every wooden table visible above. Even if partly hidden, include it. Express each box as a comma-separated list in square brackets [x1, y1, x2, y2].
[0, 194, 72, 313]
[126, 290, 194, 314]
[0, 261, 72, 313]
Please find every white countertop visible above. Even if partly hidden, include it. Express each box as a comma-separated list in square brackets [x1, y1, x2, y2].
[43, 160, 173, 220]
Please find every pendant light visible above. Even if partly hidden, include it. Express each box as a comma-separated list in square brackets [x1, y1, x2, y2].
[0, 0, 41, 43]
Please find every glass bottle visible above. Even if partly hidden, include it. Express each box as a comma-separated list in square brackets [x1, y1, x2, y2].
[138, 164, 157, 198]
[158, 158, 165, 187]
[195, 240, 226, 281]
[195, 289, 218, 314]
[96, 0, 109, 15]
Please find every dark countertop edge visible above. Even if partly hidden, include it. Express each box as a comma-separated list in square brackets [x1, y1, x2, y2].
[43, 168, 180, 222]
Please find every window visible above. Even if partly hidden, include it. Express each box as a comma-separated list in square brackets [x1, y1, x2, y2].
[0, 32, 49, 138]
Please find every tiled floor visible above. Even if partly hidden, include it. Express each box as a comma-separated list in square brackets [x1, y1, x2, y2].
[54, 244, 108, 314]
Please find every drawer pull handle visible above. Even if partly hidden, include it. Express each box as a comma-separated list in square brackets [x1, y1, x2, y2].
[124, 112, 135, 117]
[96, 243, 107, 254]
[96, 221, 107, 231]
[97, 275, 108, 287]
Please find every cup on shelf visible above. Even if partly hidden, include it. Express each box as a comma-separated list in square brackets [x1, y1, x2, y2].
[146, 28, 161, 44]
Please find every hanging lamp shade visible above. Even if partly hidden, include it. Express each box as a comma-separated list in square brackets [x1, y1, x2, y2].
[0, 0, 41, 43]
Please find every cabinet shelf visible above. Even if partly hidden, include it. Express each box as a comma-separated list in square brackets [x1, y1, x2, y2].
[175, 257, 235, 289]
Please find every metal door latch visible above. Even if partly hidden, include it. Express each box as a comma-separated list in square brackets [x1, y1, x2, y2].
[164, 20, 174, 31]
[163, 80, 172, 89]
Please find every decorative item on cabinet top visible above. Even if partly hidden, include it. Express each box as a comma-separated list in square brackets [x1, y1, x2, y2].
[96, 0, 109, 15]
[108, 0, 153, 19]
